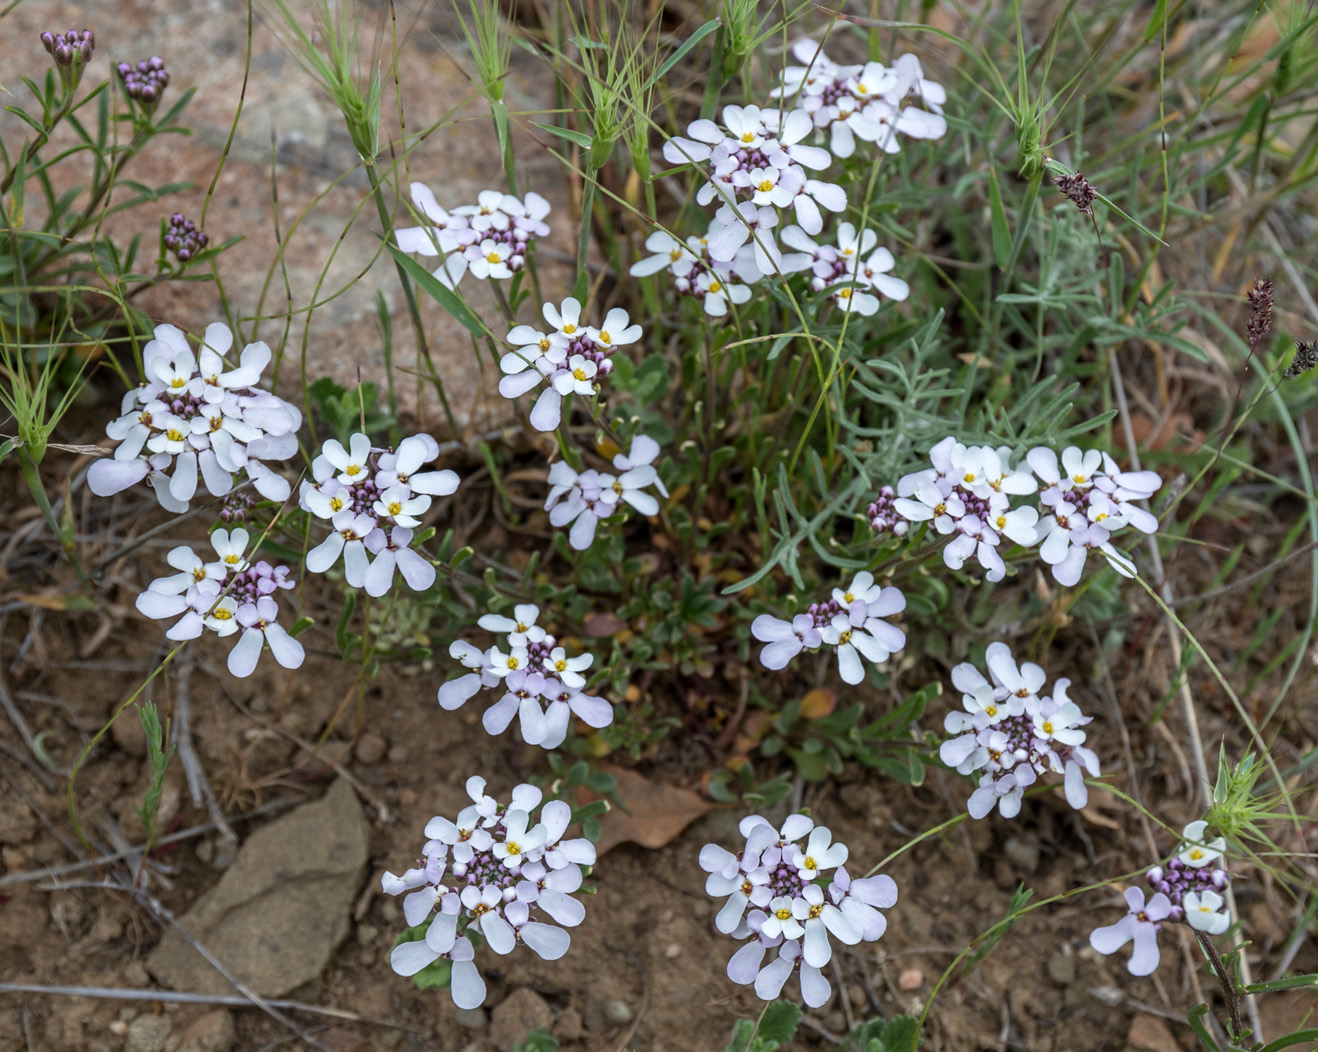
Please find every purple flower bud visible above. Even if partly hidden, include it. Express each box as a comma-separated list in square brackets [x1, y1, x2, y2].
[41, 31, 55, 53]
[1146, 866, 1164, 885]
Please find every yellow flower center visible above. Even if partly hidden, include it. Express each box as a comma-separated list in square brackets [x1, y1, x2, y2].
[507, 657, 520, 670]
[741, 132, 755, 143]
[1073, 473, 1087, 484]
[775, 907, 792, 921]
[1190, 848, 1204, 860]
[839, 288, 852, 299]
[345, 464, 361, 476]
[1094, 511, 1108, 522]
[708, 280, 723, 293]
[803, 856, 817, 871]
[985, 704, 997, 717]
[996, 515, 1007, 529]
[505, 841, 522, 857]
[538, 337, 550, 351]
[563, 322, 576, 334]
[170, 377, 186, 389]
[612, 480, 624, 495]
[1042, 720, 1054, 735]
[857, 84, 868, 95]
[573, 367, 588, 381]
[486, 251, 501, 264]
[809, 903, 824, 919]
[192, 567, 206, 581]
[964, 472, 976, 483]
[224, 553, 240, 564]
[757, 179, 774, 192]
[839, 629, 852, 644]
[843, 247, 854, 256]
[740, 879, 753, 895]
[388, 501, 403, 515]
[211, 608, 233, 620]
[669, 248, 682, 261]
[555, 659, 567, 671]
[934, 502, 947, 516]
[330, 496, 344, 512]
[166, 428, 184, 442]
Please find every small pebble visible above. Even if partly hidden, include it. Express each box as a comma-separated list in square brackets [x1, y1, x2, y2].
[602, 999, 633, 1026]
[454, 1007, 487, 1030]
[356, 923, 379, 947]
[898, 968, 924, 991]
[109, 1021, 128, 1036]
[249, 696, 268, 714]
[354, 734, 387, 765]
[195, 840, 214, 863]
[124, 1014, 171, 1052]
[211, 838, 238, 871]
[387, 744, 408, 763]
[664, 943, 681, 958]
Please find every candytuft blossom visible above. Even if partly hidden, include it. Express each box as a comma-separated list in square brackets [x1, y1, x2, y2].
[703, 813, 894, 1008]
[752, 571, 906, 685]
[543, 435, 668, 550]
[383, 780, 595, 1008]
[88, 323, 301, 512]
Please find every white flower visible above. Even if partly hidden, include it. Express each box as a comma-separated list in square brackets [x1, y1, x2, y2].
[760, 895, 808, 941]
[321, 433, 373, 486]
[751, 614, 821, 670]
[363, 526, 436, 596]
[1177, 821, 1226, 869]
[543, 646, 592, 689]
[629, 230, 699, 277]
[1182, 890, 1230, 934]
[491, 810, 548, 869]
[790, 826, 848, 881]
[799, 883, 860, 967]
[589, 307, 642, 351]
[466, 238, 512, 280]
[477, 604, 546, 647]
[552, 354, 598, 396]
[228, 596, 305, 678]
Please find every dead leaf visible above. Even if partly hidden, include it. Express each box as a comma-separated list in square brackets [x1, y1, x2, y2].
[584, 764, 718, 857]
[582, 611, 627, 637]
[800, 688, 836, 720]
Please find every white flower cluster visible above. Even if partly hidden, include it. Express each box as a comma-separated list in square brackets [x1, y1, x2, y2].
[779, 222, 909, 316]
[630, 228, 760, 317]
[298, 432, 457, 598]
[545, 435, 668, 550]
[772, 41, 947, 158]
[751, 571, 906, 685]
[938, 642, 1100, 818]
[1090, 821, 1231, 976]
[383, 778, 596, 1009]
[135, 527, 304, 678]
[873, 438, 1163, 585]
[701, 814, 896, 1008]
[88, 323, 300, 512]
[394, 182, 552, 288]
[439, 604, 613, 748]
[498, 297, 643, 431]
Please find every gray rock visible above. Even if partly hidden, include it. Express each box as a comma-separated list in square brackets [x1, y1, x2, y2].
[1047, 950, 1076, 986]
[124, 1015, 171, 1052]
[176, 1009, 235, 1052]
[354, 733, 387, 765]
[1002, 832, 1040, 874]
[490, 988, 553, 1051]
[454, 1007, 488, 1030]
[147, 778, 369, 997]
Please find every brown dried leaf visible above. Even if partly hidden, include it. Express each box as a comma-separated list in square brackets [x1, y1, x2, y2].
[586, 764, 717, 857]
[800, 688, 836, 720]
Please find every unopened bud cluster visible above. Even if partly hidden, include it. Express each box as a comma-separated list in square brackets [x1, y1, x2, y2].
[117, 56, 170, 107]
[1055, 171, 1097, 216]
[41, 29, 94, 67]
[164, 213, 209, 262]
[1246, 277, 1273, 348]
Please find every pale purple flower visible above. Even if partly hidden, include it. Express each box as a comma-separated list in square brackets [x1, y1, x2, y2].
[1089, 887, 1172, 976]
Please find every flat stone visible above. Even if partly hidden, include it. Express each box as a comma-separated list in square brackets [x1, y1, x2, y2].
[1047, 950, 1076, 986]
[124, 1015, 171, 1052]
[1127, 1013, 1175, 1052]
[354, 733, 387, 765]
[147, 779, 369, 997]
[489, 988, 554, 1052]
[602, 999, 633, 1026]
[176, 1009, 235, 1052]
[454, 1007, 488, 1031]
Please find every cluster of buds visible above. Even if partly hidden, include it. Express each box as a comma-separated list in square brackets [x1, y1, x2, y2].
[87, 323, 301, 513]
[394, 182, 551, 289]
[866, 486, 907, 537]
[544, 435, 667, 550]
[1245, 277, 1273, 349]
[299, 432, 457, 598]
[702, 814, 896, 1008]
[41, 29, 93, 68]
[1055, 171, 1098, 217]
[1285, 339, 1318, 380]
[384, 779, 596, 1009]
[771, 42, 946, 159]
[117, 56, 170, 108]
[497, 297, 642, 432]
[164, 213, 209, 263]
[663, 104, 846, 242]
[439, 605, 612, 748]
[135, 528, 303, 678]
[779, 222, 909, 316]
[629, 226, 760, 317]
[751, 571, 906, 686]
[868, 438, 1163, 586]
[1090, 821, 1231, 976]
[939, 642, 1100, 818]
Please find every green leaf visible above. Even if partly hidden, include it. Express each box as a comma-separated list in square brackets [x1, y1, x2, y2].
[1244, 972, 1318, 994]
[0, 438, 15, 466]
[647, 19, 723, 89]
[532, 121, 594, 150]
[288, 616, 315, 639]
[335, 590, 358, 656]
[988, 162, 1010, 268]
[385, 243, 487, 338]
[758, 1000, 803, 1046]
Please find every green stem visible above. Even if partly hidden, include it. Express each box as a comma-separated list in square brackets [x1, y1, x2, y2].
[363, 158, 459, 438]
[18, 447, 89, 587]
[573, 172, 598, 302]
